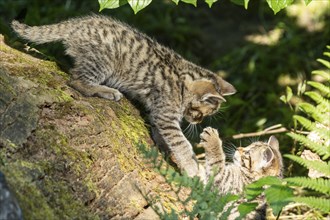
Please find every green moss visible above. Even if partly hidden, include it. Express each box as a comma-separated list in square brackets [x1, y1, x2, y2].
[0, 36, 165, 219]
[1, 160, 100, 220]
[2, 161, 58, 220]
[33, 127, 94, 175]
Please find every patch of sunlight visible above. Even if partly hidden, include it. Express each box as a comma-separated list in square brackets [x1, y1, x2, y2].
[245, 28, 284, 46]
[286, 0, 330, 32]
[278, 74, 304, 87]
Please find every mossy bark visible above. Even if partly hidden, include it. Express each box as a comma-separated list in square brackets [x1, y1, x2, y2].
[0, 35, 180, 219]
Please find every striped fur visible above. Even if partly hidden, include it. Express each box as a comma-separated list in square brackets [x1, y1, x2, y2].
[199, 127, 283, 219]
[11, 15, 236, 176]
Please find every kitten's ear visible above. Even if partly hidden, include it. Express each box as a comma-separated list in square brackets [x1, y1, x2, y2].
[261, 148, 274, 168]
[268, 135, 279, 151]
[202, 93, 226, 102]
[218, 78, 236, 96]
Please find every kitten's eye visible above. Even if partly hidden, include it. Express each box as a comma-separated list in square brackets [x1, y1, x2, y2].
[203, 98, 218, 105]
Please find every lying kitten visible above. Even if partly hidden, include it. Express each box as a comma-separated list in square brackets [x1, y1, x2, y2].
[11, 15, 236, 176]
[199, 127, 283, 219]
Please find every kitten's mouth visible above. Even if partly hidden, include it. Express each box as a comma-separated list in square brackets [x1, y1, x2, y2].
[184, 115, 203, 124]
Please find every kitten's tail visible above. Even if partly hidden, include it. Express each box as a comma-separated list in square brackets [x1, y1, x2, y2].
[11, 20, 69, 44]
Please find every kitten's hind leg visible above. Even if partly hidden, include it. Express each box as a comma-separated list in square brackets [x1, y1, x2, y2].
[69, 79, 123, 101]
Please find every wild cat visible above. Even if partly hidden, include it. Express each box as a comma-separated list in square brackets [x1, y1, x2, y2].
[199, 127, 283, 219]
[11, 15, 236, 176]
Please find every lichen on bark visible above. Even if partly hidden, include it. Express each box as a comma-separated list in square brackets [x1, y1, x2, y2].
[0, 35, 181, 219]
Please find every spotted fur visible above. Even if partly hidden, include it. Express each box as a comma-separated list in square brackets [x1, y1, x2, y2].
[199, 127, 283, 219]
[12, 15, 236, 176]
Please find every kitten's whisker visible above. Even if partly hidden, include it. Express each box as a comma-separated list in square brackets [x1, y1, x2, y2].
[185, 124, 193, 139]
[183, 123, 191, 134]
[192, 124, 198, 139]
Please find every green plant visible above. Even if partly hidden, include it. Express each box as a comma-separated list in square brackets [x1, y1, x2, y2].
[242, 46, 330, 219]
[98, 0, 315, 14]
[284, 46, 330, 215]
[138, 143, 243, 219]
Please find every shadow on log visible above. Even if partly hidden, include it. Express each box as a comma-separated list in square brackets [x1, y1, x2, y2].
[0, 35, 182, 219]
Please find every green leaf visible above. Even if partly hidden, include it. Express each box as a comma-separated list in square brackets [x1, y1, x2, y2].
[284, 154, 330, 176]
[266, 0, 294, 14]
[317, 58, 330, 69]
[172, 0, 179, 4]
[287, 133, 330, 160]
[291, 197, 330, 213]
[285, 177, 330, 194]
[293, 115, 313, 131]
[127, 0, 152, 14]
[265, 185, 294, 216]
[286, 86, 293, 102]
[305, 91, 329, 105]
[237, 202, 258, 220]
[280, 95, 287, 104]
[304, 0, 312, 5]
[293, 115, 330, 142]
[231, 0, 244, 6]
[181, 0, 197, 6]
[311, 70, 330, 81]
[245, 176, 282, 200]
[98, 0, 127, 11]
[205, 0, 218, 8]
[297, 81, 306, 96]
[244, 0, 250, 9]
[298, 102, 325, 123]
[308, 81, 330, 98]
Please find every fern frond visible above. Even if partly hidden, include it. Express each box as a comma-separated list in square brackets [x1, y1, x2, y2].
[317, 58, 330, 69]
[307, 81, 330, 98]
[311, 70, 330, 81]
[284, 154, 330, 176]
[285, 177, 330, 194]
[291, 196, 330, 213]
[265, 185, 294, 216]
[293, 115, 314, 131]
[304, 91, 330, 108]
[298, 103, 329, 124]
[287, 133, 330, 159]
[293, 116, 330, 142]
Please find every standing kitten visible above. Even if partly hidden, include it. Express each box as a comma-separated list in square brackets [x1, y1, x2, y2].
[199, 127, 283, 219]
[11, 15, 236, 176]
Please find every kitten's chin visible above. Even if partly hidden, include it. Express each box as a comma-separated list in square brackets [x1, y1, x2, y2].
[233, 151, 241, 166]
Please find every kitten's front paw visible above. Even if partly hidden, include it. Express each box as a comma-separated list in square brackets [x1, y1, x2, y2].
[199, 127, 221, 149]
[97, 89, 123, 101]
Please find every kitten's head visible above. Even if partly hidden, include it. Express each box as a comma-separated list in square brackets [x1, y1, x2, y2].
[184, 79, 236, 124]
[233, 136, 283, 179]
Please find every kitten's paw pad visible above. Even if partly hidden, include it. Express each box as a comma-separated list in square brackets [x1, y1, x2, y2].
[200, 127, 219, 141]
[199, 127, 220, 148]
[97, 89, 123, 101]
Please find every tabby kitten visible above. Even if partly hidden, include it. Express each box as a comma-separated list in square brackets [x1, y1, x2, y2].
[199, 127, 283, 219]
[11, 15, 236, 176]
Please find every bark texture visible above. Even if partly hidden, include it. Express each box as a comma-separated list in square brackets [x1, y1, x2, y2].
[0, 35, 181, 220]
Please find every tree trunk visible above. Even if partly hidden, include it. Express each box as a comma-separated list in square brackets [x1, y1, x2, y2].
[0, 35, 179, 220]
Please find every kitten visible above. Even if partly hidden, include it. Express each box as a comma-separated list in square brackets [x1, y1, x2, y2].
[11, 15, 236, 176]
[199, 127, 283, 219]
